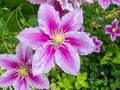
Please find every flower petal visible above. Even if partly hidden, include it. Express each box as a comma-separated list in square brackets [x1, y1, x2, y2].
[51, 0, 66, 17]
[104, 25, 112, 34]
[98, 0, 110, 9]
[58, 0, 74, 11]
[59, 8, 83, 32]
[112, 19, 118, 28]
[16, 43, 33, 62]
[0, 54, 20, 70]
[0, 71, 16, 88]
[111, 33, 116, 41]
[66, 31, 95, 55]
[112, 0, 120, 5]
[28, 73, 49, 89]
[16, 27, 50, 50]
[38, 4, 60, 35]
[55, 44, 80, 76]
[29, 0, 47, 4]
[13, 78, 30, 90]
[92, 36, 103, 53]
[32, 44, 55, 75]
[116, 28, 120, 36]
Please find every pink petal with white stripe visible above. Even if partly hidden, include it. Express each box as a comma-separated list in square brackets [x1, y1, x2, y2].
[112, 19, 118, 28]
[55, 44, 80, 76]
[16, 43, 32, 62]
[0, 54, 20, 70]
[38, 4, 60, 35]
[28, 73, 49, 89]
[59, 8, 83, 33]
[66, 31, 95, 55]
[16, 27, 50, 50]
[13, 78, 30, 90]
[32, 44, 55, 75]
[0, 71, 16, 88]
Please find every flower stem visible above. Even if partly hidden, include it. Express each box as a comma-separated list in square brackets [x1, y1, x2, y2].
[2, 36, 11, 54]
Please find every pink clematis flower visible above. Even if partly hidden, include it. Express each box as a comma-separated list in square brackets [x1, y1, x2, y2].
[92, 36, 103, 53]
[104, 19, 120, 41]
[29, 0, 94, 11]
[16, 4, 95, 76]
[98, 0, 120, 9]
[58, 0, 94, 11]
[0, 43, 49, 90]
[29, 0, 65, 17]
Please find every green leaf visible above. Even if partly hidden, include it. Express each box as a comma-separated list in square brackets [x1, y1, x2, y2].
[112, 57, 120, 64]
[110, 83, 117, 90]
[89, 62, 98, 72]
[0, 17, 9, 35]
[100, 58, 108, 65]
[81, 81, 89, 88]
[4, 0, 21, 8]
[77, 72, 88, 82]
[111, 70, 120, 79]
[7, 16, 20, 32]
[75, 81, 82, 89]
[28, 16, 38, 27]
[115, 79, 120, 89]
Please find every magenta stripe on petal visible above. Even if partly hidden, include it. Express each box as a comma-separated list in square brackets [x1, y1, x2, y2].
[16, 43, 33, 63]
[13, 78, 30, 90]
[59, 8, 83, 33]
[111, 33, 116, 41]
[66, 31, 95, 55]
[32, 44, 55, 75]
[116, 28, 120, 36]
[0, 71, 16, 88]
[55, 44, 80, 76]
[112, 19, 118, 28]
[104, 25, 112, 34]
[38, 4, 60, 35]
[16, 27, 50, 50]
[0, 54, 19, 70]
[28, 73, 49, 89]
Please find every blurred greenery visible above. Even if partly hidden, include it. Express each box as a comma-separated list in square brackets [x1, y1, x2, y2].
[0, 0, 120, 90]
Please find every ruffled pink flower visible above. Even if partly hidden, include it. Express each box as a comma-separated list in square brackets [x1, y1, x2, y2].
[98, 0, 120, 9]
[29, 0, 65, 17]
[16, 4, 95, 76]
[58, 0, 94, 11]
[104, 19, 120, 41]
[29, 0, 94, 11]
[0, 43, 49, 90]
[92, 36, 103, 53]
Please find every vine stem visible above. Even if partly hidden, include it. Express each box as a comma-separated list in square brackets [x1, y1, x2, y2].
[2, 36, 11, 54]
[15, 10, 23, 30]
[19, 9, 31, 28]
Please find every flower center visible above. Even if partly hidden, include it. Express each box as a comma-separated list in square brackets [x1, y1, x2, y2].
[53, 34, 64, 45]
[112, 28, 116, 32]
[18, 66, 28, 77]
